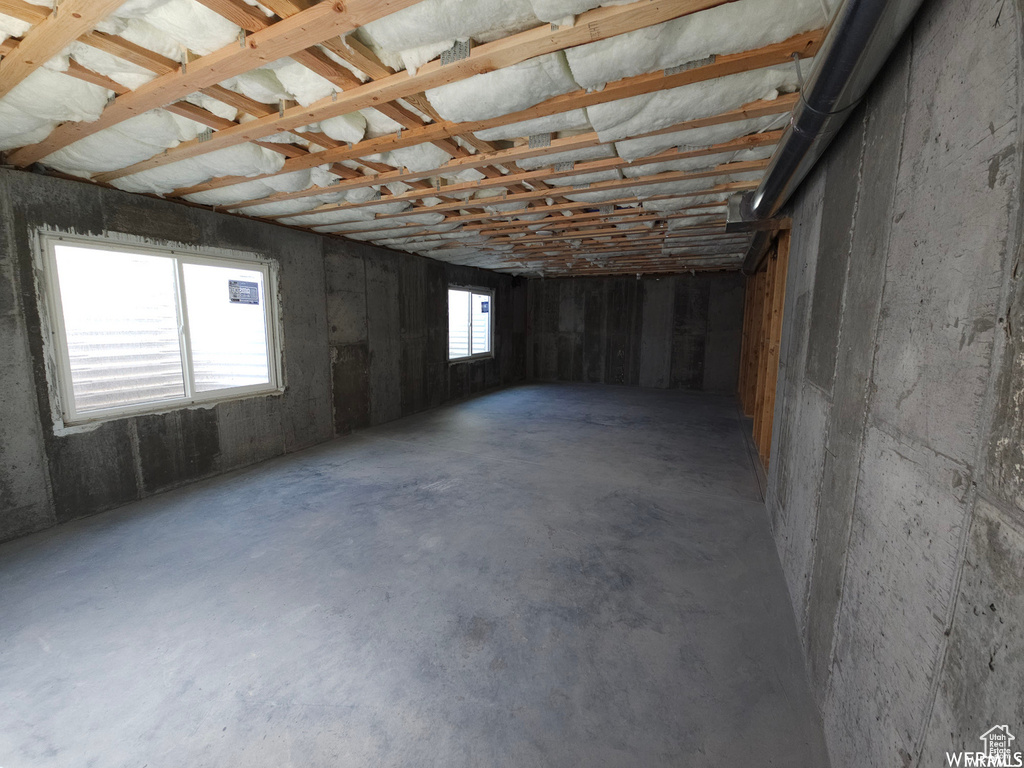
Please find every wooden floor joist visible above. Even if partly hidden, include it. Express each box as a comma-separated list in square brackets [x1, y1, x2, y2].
[269, 158, 770, 222]
[164, 45, 809, 198]
[86, 9, 818, 184]
[6, 0, 428, 167]
[0, 0, 127, 100]
[0, 0, 823, 275]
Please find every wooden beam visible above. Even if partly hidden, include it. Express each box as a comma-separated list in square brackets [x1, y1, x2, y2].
[322, 34, 392, 80]
[0, 0, 48, 24]
[257, 0, 316, 18]
[64, 58, 128, 93]
[0, 0, 126, 100]
[6, 0, 427, 167]
[167, 70, 801, 198]
[271, 158, 769, 220]
[83, 0, 756, 180]
[470, 208, 725, 235]
[79, 30, 177, 73]
[193, 0, 272, 31]
[370, 181, 760, 223]
[509, 235, 750, 254]
[220, 125, 781, 211]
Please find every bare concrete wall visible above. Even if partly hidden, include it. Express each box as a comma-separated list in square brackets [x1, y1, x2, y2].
[526, 273, 744, 392]
[324, 239, 527, 434]
[0, 169, 525, 543]
[766, 0, 1024, 763]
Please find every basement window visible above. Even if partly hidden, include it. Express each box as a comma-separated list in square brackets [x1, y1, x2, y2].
[448, 287, 493, 361]
[38, 234, 282, 426]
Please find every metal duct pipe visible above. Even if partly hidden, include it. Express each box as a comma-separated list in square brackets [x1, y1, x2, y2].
[738, 0, 924, 274]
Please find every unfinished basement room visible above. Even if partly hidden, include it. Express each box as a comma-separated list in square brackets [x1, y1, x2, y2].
[0, 0, 1020, 764]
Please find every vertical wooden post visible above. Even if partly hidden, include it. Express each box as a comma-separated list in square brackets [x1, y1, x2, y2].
[736, 230, 790, 470]
[758, 229, 790, 466]
[752, 244, 776, 451]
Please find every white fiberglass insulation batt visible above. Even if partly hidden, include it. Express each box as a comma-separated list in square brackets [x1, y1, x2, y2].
[288, 209, 377, 227]
[629, 170, 763, 199]
[317, 110, 368, 142]
[565, 0, 824, 89]
[111, 143, 285, 195]
[515, 210, 555, 221]
[0, 69, 111, 151]
[473, 109, 591, 142]
[358, 108, 405, 139]
[343, 227, 428, 240]
[516, 144, 616, 171]
[184, 169, 315, 206]
[0, 13, 31, 44]
[483, 201, 530, 214]
[345, 186, 383, 203]
[67, 42, 155, 90]
[586, 63, 807, 144]
[543, 168, 621, 187]
[242, 193, 347, 217]
[668, 214, 723, 229]
[265, 59, 338, 107]
[357, 0, 539, 73]
[384, 143, 453, 173]
[286, 200, 412, 227]
[442, 167, 486, 184]
[340, 212, 446, 230]
[42, 109, 203, 175]
[184, 93, 238, 122]
[426, 52, 577, 124]
[221, 69, 290, 104]
[561, 169, 759, 203]
[620, 145, 774, 178]
[642, 192, 730, 211]
[614, 114, 784, 161]
[103, 0, 240, 56]
[385, 181, 414, 197]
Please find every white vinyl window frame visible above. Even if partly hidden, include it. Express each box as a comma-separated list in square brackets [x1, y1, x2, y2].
[448, 285, 494, 363]
[37, 231, 284, 428]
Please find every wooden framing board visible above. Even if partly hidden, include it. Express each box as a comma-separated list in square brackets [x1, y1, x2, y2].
[88, 18, 819, 184]
[737, 230, 790, 469]
[0, 0, 126, 99]
[5, 0, 428, 166]
[160, 45, 810, 197]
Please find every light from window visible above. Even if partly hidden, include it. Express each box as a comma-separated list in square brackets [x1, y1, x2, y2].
[42, 236, 280, 423]
[448, 287, 491, 360]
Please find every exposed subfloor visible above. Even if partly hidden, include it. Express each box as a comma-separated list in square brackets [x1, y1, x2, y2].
[0, 383, 829, 767]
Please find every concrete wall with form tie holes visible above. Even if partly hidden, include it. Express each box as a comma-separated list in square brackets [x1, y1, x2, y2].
[765, 0, 1024, 763]
[0, 169, 526, 543]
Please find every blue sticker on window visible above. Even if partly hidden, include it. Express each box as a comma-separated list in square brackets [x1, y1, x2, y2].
[481, 301, 489, 313]
[229, 280, 259, 305]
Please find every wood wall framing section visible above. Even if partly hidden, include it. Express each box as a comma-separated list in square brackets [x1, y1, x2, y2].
[738, 229, 790, 468]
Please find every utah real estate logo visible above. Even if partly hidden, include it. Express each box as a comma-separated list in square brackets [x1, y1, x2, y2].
[947, 726, 1024, 767]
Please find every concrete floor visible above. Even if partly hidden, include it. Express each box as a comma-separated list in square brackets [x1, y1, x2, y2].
[0, 383, 829, 767]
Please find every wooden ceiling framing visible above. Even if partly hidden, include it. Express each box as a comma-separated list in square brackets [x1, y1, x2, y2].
[0, 0, 823, 276]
